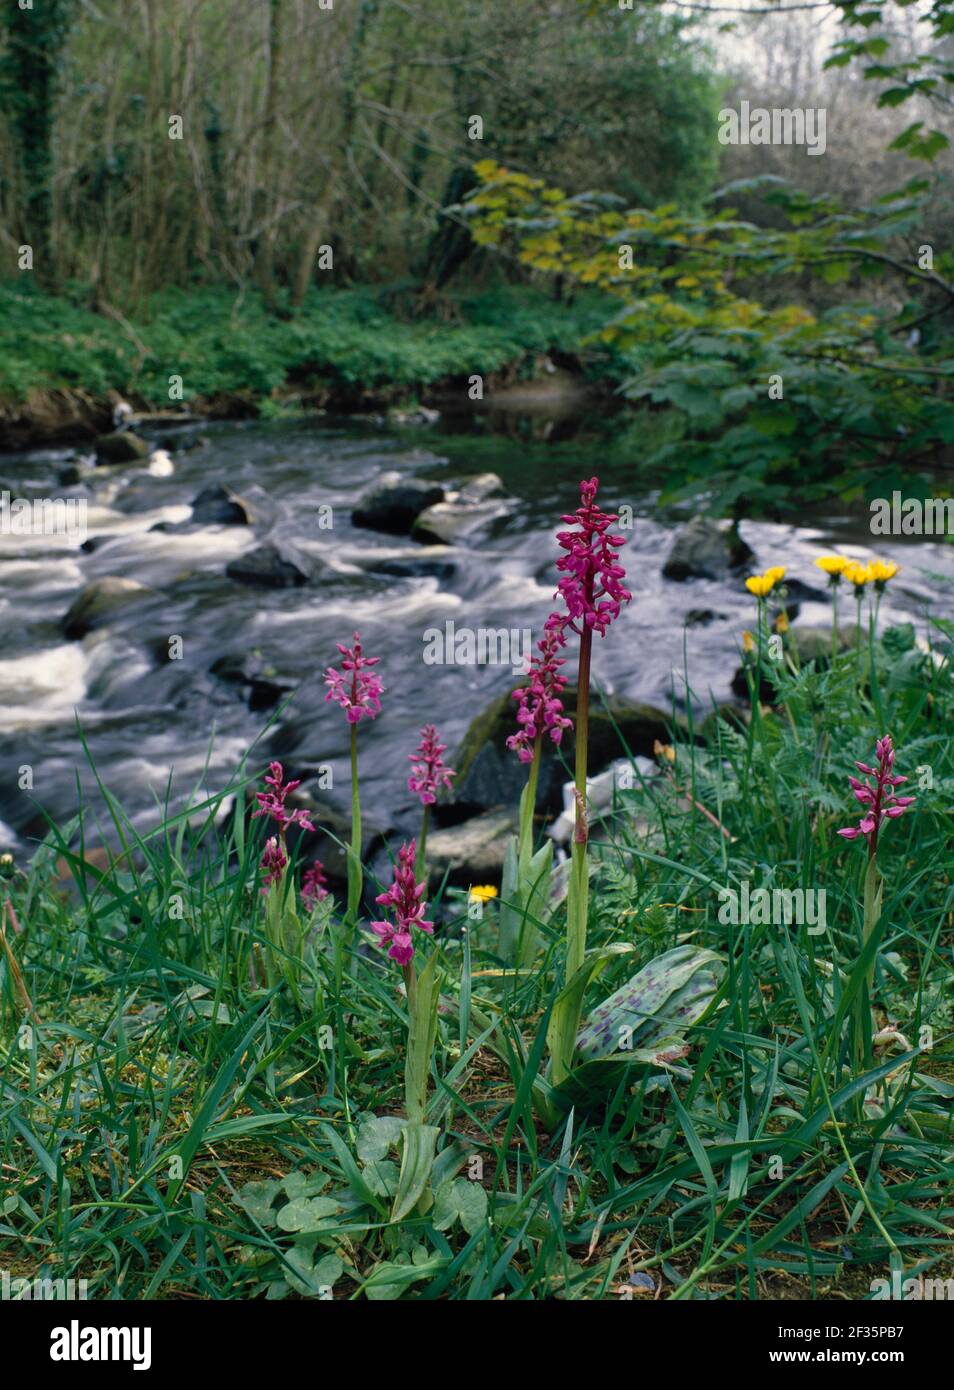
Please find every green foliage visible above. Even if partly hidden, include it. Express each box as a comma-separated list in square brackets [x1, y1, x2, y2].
[0, 280, 616, 406]
[825, 0, 954, 157]
[460, 163, 954, 510]
[0, 0, 720, 298]
[0, 594, 952, 1298]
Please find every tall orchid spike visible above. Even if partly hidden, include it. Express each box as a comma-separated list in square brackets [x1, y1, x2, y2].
[545, 476, 631, 639]
[370, 841, 434, 965]
[324, 632, 384, 723]
[837, 734, 915, 854]
[408, 725, 455, 805]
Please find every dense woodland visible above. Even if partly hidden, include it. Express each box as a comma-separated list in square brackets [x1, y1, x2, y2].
[0, 0, 721, 301]
[0, 1, 949, 301]
[0, 1, 952, 495]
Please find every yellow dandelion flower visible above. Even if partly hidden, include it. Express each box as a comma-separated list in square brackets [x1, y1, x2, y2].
[469, 884, 498, 903]
[745, 575, 774, 598]
[844, 561, 873, 589]
[815, 555, 849, 581]
[774, 610, 790, 634]
[746, 567, 785, 598]
[868, 559, 899, 586]
[653, 739, 676, 763]
[741, 629, 755, 652]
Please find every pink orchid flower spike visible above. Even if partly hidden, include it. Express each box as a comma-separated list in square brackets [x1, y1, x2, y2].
[545, 476, 632, 640]
[408, 725, 456, 805]
[507, 627, 573, 763]
[324, 632, 384, 724]
[253, 761, 315, 834]
[371, 841, 434, 966]
[837, 734, 916, 857]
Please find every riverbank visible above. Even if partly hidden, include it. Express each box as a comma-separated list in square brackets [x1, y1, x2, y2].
[0, 281, 623, 449]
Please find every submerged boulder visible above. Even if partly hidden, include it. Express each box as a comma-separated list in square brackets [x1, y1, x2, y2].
[226, 542, 312, 588]
[62, 577, 154, 639]
[95, 431, 151, 465]
[352, 473, 445, 534]
[210, 653, 296, 710]
[364, 553, 457, 582]
[662, 517, 753, 582]
[191, 483, 255, 526]
[684, 608, 724, 628]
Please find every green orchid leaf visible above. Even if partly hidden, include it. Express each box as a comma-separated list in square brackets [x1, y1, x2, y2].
[405, 951, 442, 1125]
[575, 944, 723, 1062]
[547, 942, 640, 1084]
[390, 1122, 440, 1223]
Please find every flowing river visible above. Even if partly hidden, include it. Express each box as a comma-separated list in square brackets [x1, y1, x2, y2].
[1, 410, 952, 857]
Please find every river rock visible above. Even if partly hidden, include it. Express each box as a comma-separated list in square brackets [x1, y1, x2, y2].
[411, 496, 507, 546]
[425, 808, 517, 886]
[367, 554, 457, 582]
[352, 473, 445, 534]
[62, 577, 154, 639]
[162, 434, 210, 454]
[191, 483, 254, 525]
[684, 608, 724, 628]
[662, 517, 753, 581]
[225, 542, 311, 588]
[210, 653, 296, 710]
[95, 431, 151, 465]
[458, 472, 506, 504]
[781, 576, 828, 604]
[59, 461, 94, 486]
[451, 687, 684, 814]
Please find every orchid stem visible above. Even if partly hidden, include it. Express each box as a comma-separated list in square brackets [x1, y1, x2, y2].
[346, 724, 362, 934]
[567, 627, 592, 983]
[415, 806, 430, 883]
[519, 734, 543, 875]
